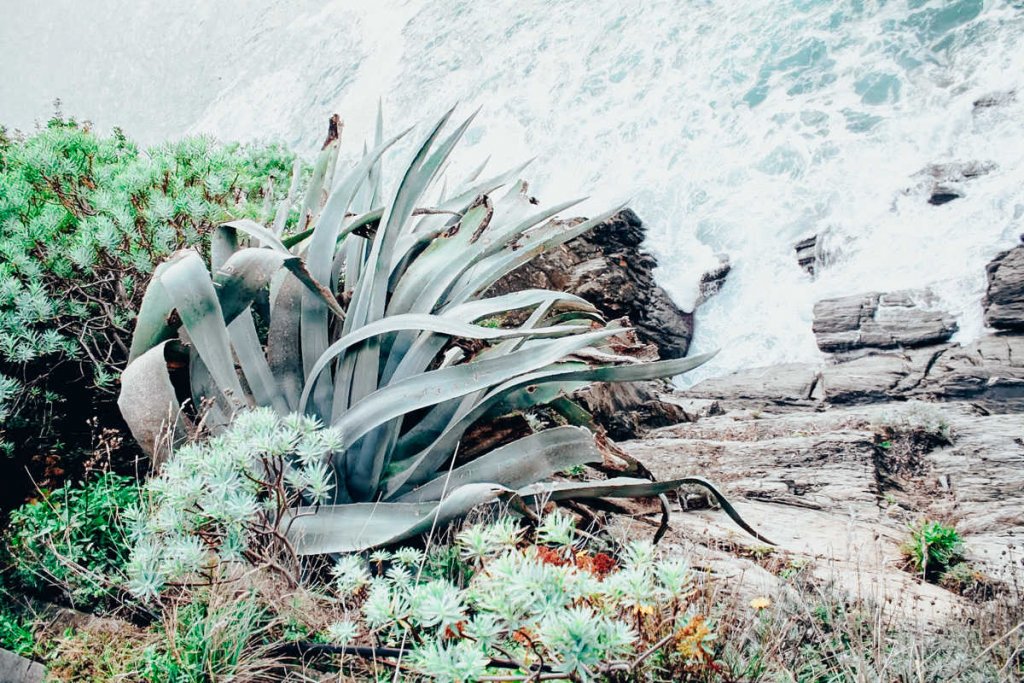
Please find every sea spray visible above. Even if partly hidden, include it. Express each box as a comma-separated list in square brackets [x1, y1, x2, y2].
[3, 0, 1022, 383]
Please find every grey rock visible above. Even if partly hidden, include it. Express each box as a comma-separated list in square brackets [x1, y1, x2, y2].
[491, 208, 694, 359]
[576, 379, 689, 441]
[984, 246, 1024, 331]
[794, 235, 819, 276]
[820, 353, 911, 404]
[624, 401, 1024, 583]
[812, 291, 958, 353]
[911, 333, 1024, 410]
[794, 229, 845, 278]
[681, 333, 1021, 411]
[659, 396, 725, 421]
[973, 89, 1016, 112]
[684, 363, 822, 407]
[0, 649, 46, 683]
[909, 160, 997, 206]
[696, 254, 731, 306]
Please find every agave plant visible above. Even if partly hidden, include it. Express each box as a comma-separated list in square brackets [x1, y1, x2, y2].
[119, 108, 765, 553]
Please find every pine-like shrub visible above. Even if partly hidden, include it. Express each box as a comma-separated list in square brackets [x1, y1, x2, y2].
[0, 113, 302, 462]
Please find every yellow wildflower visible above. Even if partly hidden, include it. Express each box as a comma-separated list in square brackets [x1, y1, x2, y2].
[750, 596, 772, 610]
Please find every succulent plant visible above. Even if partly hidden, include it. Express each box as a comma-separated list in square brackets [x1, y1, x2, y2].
[119, 107, 765, 554]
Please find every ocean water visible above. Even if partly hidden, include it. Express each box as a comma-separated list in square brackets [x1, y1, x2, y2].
[3, 0, 1023, 384]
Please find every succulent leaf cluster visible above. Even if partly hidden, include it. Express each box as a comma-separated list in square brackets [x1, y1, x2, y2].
[125, 408, 342, 599]
[326, 514, 704, 682]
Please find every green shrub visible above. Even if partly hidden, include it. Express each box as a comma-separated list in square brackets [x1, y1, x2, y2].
[0, 113, 302, 459]
[0, 588, 35, 657]
[5, 472, 141, 607]
[901, 519, 964, 581]
[125, 409, 343, 598]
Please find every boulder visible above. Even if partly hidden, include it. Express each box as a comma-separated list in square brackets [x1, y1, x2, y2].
[794, 235, 819, 276]
[908, 160, 997, 206]
[984, 245, 1024, 331]
[911, 333, 1024, 411]
[575, 380, 688, 441]
[812, 291, 958, 353]
[0, 649, 45, 683]
[696, 254, 731, 305]
[491, 209, 694, 359]
[973, 89, 1016, 112]
[819, 353, 913, 404]
[684, 363, 822, 408]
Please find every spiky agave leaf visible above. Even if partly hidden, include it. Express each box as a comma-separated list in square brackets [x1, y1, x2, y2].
[120, 108, 765, 553]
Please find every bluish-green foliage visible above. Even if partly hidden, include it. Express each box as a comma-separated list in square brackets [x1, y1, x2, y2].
[125, 408, 344, 600]
[323, 519, 699, 681]
[5, 472, 141, 607]
[0, 114, 302, 458]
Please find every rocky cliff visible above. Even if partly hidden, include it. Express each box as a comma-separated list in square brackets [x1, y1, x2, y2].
[492, 209, 729, 439]
[615, 241, 1024, 621]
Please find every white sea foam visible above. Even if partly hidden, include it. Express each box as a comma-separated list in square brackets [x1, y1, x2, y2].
[3, 0, 1022, 384]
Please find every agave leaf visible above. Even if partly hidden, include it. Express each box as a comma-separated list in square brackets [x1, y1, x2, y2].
[382, 296, 565, 460]
[337, 328, 621, 498]
[221, 219, 290, 253]
[383, 351, 717, 495]
[281, 207, 384, 250]
[397, 426, 598, 503]
[432, 159, 534, 217]
[347, 107, 460, 333]
[334, 108, 464, 461]
[210, 225, 240, 272]
[267, 273, 305, 411]
[301, 129, 409, 398]
[157, 251, 247, 410]
[516, 476, 774, 545]
[213, 247, 297, 324]
[444, 205, 625, 307]
[126, 259, 177, 364]
[285, 483, 512, 554]
[445, 289, 598, 322]
[296, 137, 340, 233]
[228, 308, 290, 414]
[299, 314, 588, 415]
[272, 159, 304, 236]
[387, 196, 586, 320]
[118, 341, 188, 464]
[334, 329, 620, 452]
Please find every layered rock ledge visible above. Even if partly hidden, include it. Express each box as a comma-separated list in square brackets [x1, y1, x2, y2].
[616, 242, 1024, 619]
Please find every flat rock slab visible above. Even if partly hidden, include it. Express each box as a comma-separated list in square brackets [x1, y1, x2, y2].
[680, 333, 1024, 411]
[684, 362, 822, 406]
[813, 291, 957, 353]
[620, 401, 1024, 615]
[0, 649, 46, 683]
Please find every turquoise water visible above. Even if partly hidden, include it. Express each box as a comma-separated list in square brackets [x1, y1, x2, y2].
[2, 0, 1022, 381]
